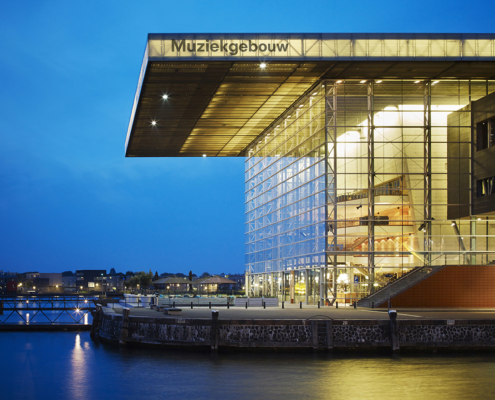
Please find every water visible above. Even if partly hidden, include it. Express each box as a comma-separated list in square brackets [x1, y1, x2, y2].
[1, 332, 495, 399]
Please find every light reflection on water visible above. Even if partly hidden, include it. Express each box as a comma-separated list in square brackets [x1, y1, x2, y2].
[1, 332, 495, 400]
[70, 334, 89, 399]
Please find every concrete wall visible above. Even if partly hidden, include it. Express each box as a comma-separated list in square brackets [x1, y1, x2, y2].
[39, 273, 63, 286]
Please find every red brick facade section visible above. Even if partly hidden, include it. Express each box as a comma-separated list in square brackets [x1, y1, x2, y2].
[380, 265, 495, 308]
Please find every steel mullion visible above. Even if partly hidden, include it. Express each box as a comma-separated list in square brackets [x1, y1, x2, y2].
[367, 81, 375, 293]
[424, 80, 432, 266]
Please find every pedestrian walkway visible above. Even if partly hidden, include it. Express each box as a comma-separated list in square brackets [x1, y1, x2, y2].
[106, 304, 495, 321]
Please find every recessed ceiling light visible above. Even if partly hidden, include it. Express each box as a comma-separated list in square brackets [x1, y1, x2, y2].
[336, 80, 342, 83]
[260, 63, 266, 69]
[360, 80, 366, 83]
[415, 80, 421, 83]
[299, 105, 304, 108]
[313, 92, 318, 95]
[203, 154, 207, 157]
[162, 94, 168, 99]
[287, 115, 291, 118]
[276, 125, 280, 127]
[376, 80, 382, 83]
[432, 80, 439, 84]
[151, 120, 157, 126]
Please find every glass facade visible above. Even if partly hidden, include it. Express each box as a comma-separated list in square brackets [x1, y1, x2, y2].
[245, 79, 495, 305]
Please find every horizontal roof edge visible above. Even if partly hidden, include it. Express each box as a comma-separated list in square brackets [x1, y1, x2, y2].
[148, 33, 495, 39]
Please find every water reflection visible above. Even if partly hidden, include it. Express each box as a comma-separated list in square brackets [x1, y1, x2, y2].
[0, 332, 495, 399]
[70, 334, 88, 399]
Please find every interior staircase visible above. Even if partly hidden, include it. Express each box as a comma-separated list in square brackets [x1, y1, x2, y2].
[344, 237, 368, 251]
[357, 264, 447, 308]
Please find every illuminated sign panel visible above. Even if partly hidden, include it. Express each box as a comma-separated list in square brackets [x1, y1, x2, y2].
[147, 34, 495, 60]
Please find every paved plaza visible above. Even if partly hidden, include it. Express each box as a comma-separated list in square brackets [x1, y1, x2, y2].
[105, 303, 495, 321]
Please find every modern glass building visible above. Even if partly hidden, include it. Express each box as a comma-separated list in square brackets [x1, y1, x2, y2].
[126, 34, 495, 306]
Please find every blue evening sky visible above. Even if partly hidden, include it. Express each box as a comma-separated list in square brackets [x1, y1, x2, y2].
[0, 0, 493, 275]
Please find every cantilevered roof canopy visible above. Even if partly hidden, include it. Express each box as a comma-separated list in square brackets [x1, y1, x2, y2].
[125, 33, 495, 157]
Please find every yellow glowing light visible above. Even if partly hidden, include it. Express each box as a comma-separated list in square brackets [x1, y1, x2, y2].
[260, 63, 266, 69]
[151, 120, 157, 126]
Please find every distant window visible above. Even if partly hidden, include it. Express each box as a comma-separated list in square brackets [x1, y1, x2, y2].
[477, 117, 495, 151]
[477, 176, 495, 197]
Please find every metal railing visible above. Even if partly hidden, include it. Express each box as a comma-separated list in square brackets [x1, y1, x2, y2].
[0, 295, 98, 324]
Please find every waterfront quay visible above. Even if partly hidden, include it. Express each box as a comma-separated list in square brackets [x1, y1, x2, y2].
[95, 304, 495, 353]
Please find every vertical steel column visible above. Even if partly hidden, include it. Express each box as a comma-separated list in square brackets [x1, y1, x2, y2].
[319, 267, 324, 305]
[469, 80, 476, 266]
[367, 81, 375, 293]
[423, 81, 432, 266]
[245, 271, 249, 297]
[325, 80, 338, 301]
[305, 269, 309, 304]
[470, 217, 477, 265]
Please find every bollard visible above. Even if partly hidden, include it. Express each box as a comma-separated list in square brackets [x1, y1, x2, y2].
[371, 301, 374, 309]
[209, 302, 212, 309]
[211, 310, 219, 351]
[245, 301, 248, 309]
[173, 301, 175, 308]
[389, 310, 400, 353]
[191, 302, 193, 309]
[282, 301, 284, 309]
[336, 301, 338, 309]
[227, 302, 230, 309]
[300, 301, 302, 309]
[263, 302, 266, 309]
[318, 300, 320, 309]
[354, 301, 357, 309]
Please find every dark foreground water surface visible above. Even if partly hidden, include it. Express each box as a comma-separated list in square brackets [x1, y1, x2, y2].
[1, 332, 495, 400]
